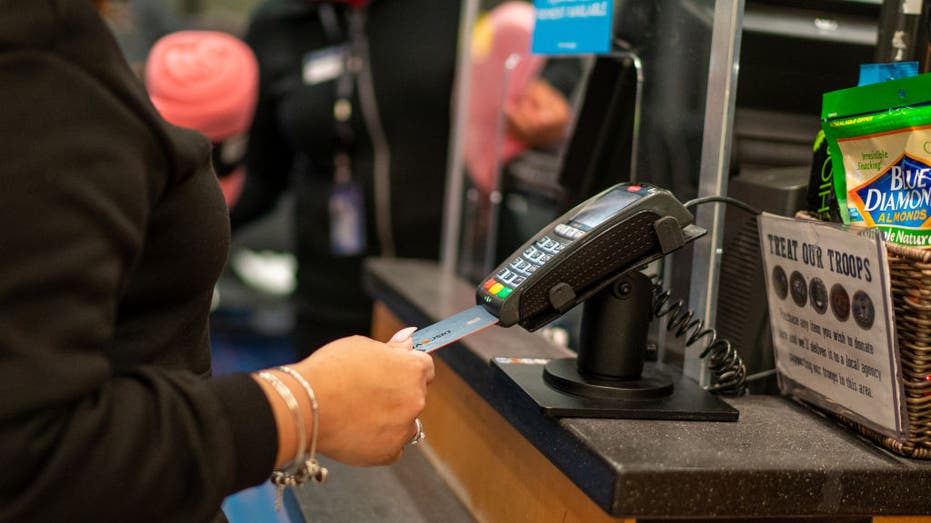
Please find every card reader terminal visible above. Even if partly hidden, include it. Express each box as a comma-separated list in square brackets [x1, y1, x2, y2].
[477, 183, 706, 330]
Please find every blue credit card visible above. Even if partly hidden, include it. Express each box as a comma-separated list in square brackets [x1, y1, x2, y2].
[412, 305, 500, 353]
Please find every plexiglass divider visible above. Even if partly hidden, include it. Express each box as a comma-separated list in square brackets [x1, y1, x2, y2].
[441, 0, 746, 367]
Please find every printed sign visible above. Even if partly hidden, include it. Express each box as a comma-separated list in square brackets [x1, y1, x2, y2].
[532, 0, 614, 55]
[758, 213, 907, 439]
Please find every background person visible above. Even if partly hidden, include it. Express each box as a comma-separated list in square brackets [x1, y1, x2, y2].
[230, 0, 461, 356]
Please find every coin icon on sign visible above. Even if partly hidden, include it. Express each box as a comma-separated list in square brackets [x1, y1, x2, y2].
[772, 265, 788, 300]
[852, 291, 875, 330]
[790, 271, 807, 307]
[809, 277, 827, 314]
[830, 284, 850, 322]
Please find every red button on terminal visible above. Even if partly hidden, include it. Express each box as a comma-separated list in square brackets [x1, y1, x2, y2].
[483, 279, 497, 290]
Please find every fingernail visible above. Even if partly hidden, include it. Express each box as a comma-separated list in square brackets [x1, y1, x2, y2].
[390, 326, 418, 343]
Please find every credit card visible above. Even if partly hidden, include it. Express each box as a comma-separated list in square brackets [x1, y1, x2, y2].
[412, 305, 500, 353]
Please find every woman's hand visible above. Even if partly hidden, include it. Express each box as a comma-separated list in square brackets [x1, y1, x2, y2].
[289, 330, 434, 466]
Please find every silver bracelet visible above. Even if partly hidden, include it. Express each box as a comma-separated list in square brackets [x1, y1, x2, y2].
[279, 365, 328, 485]
[255, 371, 307, 511]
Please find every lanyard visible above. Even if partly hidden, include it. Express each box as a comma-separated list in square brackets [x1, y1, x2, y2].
[318, 4, 396, 256]
[319, 4, 358, 185]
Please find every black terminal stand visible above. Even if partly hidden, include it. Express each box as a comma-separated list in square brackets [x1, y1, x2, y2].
[492, 271, 738, 421]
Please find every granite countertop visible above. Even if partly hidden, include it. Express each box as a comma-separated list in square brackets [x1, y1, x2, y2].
[364, 257, 931, 518]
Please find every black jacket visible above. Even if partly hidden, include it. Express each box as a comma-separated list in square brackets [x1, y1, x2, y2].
[0, 2, 276, 521]
[231, 0, 460, 351]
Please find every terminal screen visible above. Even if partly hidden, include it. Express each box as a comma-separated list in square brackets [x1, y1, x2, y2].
[569, 188, 640, 229]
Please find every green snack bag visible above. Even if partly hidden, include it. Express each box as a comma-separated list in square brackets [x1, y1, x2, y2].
[806, 129, 841, 222]
[822, 73, 931, 247]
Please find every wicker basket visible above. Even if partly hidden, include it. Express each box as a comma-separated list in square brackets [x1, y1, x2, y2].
[795, 212, 931, 458]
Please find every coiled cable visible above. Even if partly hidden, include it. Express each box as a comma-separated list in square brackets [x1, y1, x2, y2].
[647, 194, 763, 396]
[651, 281, 748, 396]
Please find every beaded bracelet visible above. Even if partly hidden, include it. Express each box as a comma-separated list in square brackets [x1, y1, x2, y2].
[255, 371, 306, 510]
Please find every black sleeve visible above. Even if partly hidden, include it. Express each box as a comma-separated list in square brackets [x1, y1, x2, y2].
[0, 51, 276, 523]
[229, 11, 297, 232]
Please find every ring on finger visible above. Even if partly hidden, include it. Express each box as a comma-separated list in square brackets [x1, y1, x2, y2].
[407, 417, 425, 446]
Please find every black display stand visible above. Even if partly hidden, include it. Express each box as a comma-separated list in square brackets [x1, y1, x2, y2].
[493, 271, 738, 421]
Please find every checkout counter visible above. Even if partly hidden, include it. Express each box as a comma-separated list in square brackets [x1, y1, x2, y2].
[317, 257, 931, 522]
[290, 0, 931, 520]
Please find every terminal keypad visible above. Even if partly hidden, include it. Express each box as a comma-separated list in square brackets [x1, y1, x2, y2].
[482, 226, 580, 300]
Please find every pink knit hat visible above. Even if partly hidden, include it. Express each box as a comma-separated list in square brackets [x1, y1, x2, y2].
[146, 31, 259, 142]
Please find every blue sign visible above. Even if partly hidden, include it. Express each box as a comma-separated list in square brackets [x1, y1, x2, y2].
[532, 0, 614, 55]
[858, 61, 918, 87]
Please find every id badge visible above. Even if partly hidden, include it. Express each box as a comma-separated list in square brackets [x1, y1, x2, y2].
[329, 181, 366, 257]
[303, 45, 349, 85]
